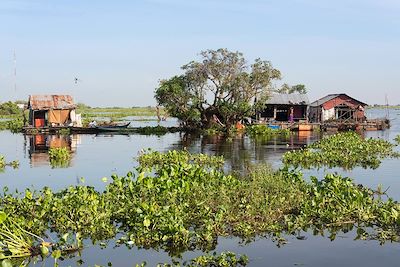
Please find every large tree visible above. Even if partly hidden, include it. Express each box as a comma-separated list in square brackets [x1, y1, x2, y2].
[155, 48, 281, 129]
[276, 83, 307, 94]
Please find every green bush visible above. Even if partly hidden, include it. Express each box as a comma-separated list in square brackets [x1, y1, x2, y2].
[0, 102, 21, 116]
[283, 132, 399, 169]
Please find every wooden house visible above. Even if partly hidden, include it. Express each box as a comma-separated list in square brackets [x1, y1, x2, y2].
[27, 95, 77, 128]
[259, 94, 309, 122]
[309, 94, 367, 123]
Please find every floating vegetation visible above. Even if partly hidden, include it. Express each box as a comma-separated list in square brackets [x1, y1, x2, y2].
[395, 135, 400, 145]
[48, 147, 71, 168]
[154, 251, 248, 267]
[246, 125, 290, 137]
[282, 132, 399, 169]
[1, 150, 400, 265]
[285, 173, 400, 243]
[135, 125, 169, 135]
[0, 211, 53, 266]
[57, 128, 71, 136]
[0, 155, 19, 171]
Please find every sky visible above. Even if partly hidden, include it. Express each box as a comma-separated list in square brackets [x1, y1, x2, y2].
[0, 0, 399, 107]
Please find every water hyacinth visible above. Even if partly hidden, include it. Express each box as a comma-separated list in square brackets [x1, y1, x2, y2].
[48, 147, 71, 168]
[282, 132, 400, 169]
[0, 155, 19, 171]
[0, 150, 400, 265]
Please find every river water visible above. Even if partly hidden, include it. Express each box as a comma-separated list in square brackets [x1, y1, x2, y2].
[0, 108, 399, 266]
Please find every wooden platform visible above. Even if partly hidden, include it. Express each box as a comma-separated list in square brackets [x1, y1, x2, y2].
[264, 118, 389, 132]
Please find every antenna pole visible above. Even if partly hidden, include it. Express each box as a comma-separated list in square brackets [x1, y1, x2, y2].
[385, 94, 389, 119]
[13, 49, 17, 101]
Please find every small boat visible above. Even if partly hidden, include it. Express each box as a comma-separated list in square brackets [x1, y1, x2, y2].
[96, 122, 131, 131]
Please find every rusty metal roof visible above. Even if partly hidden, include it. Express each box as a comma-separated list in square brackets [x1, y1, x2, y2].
[310, 93, 368, 107]
[28, 95, 76, 110]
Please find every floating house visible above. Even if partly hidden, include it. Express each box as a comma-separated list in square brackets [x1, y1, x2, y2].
[27, 95, 80, 127]
[309, 94, 367, 123]
[259, 94, 310, 122]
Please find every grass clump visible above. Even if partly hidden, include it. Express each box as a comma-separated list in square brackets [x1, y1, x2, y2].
[283, 131, 399, 169]
[48, 147, 71, 168]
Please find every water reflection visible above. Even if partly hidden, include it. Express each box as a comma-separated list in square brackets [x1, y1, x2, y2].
[170, 131, 321, 172]
[27, 134, 78, 167]
[0, 109, 398, 267]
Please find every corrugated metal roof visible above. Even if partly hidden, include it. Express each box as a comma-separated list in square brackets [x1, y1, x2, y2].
[309, 93, 368, 107]
[28, 95, 76, 110]
[266, 94, 309, 105]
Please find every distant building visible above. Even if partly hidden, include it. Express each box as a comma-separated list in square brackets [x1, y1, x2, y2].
[27, 95, 78, 127]
[309, 93, 367, 123]
[16, 103, 26, 109]
[259, 94, 309, 122]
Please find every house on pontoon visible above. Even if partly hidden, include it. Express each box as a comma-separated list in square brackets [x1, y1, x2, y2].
[27, 95, 82, 127]
[258, 94, 310, 122]
[309, 94, 367, 123]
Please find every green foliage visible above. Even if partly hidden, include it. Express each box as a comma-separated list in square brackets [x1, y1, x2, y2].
[7, 119, 23, 133]
[246, 125, 290, 137]
[1, 150, 400, 265]
[155, 76, 201, 127]
[283, 132, 399, 169]
[395, 135, 400, 145]
[155, 48, 282, 129]
[135, 126, 170, 135]
[0, 102, 21, 116]
[76, 102, 91, 109]
[0, 210, 47, 261]
[57, 128, 71, 136]
[0, 119, 23, 133]
[0, 155, 19, 171]
[0, 151, 304, 259]
[156, 251, 248, 267]
[285, 173, 400, 242]
[48, 147, 71, 168]
[276, 83, 307, 94]
[188, 251, 248, 267]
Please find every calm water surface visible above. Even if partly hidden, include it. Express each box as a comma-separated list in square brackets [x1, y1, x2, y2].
[0, 108, 399, 266]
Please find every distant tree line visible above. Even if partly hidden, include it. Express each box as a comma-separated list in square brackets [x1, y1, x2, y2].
[0, 101, 21, 115]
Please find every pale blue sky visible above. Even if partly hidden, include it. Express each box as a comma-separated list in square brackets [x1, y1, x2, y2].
[0, 0, 399, 106]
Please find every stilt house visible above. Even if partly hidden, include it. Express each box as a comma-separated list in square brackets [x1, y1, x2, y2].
[259, 94, 309, 122]
[309, 93, 367, 123]
[27, 95, 77, 127]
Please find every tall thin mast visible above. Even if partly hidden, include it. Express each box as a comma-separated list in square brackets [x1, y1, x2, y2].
[385, 94, 389, 119]
[13, 49, 17, 101]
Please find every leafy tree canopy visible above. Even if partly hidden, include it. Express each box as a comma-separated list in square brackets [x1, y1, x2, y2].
[276, 83, 307, 94]
[155, 48, 282, 129]
[0, 101, 21, 115]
